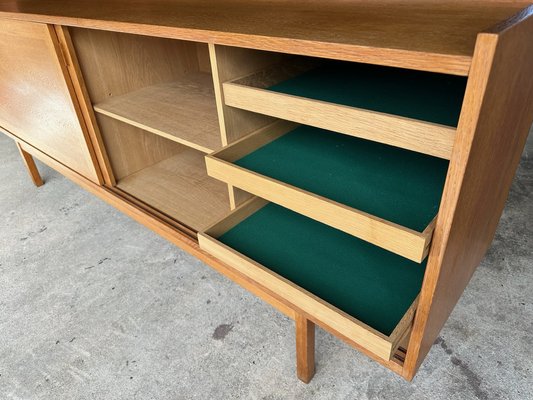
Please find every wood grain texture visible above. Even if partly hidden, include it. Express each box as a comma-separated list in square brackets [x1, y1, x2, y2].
[55, 25, 116, 185]
[206, 157, 431, 262]
[2, 2, 532, 382]
[295, 314, 315, 383]
[233, 57, 320, 89]
[204, 197, 269, 238]
[199, 197, 418, 361]
[16, 142, 44, 187]
[224, 83, 456, 159]
[208, 44, 282, 208]
[208, 45, 283, 145]
[117, 148, 231, 232]
[111, 185, 197, 240]
[69, 27, 203, 104]
[403, 5, 533, 380]
[0, 19, 100, 183]
[94, 73, 221, 153]
[388, 296, 419, 353]
[196, 42, 212, 73]
[70, 27, 233, 231]
[206, 122, 433, 262]
[198, 233, 397, 360]
[0, 1, 529, 75]
[96, 115, 183, 181]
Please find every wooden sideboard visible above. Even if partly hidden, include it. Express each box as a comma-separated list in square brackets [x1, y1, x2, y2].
[1, 1, 532, 383]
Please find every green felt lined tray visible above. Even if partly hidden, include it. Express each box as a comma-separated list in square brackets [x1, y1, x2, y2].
[234, 125, 449, 233]
[269, 61, 467, 127]
[219, 202, 426, 336]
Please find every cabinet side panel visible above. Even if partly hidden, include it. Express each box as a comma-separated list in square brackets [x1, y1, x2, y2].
[0, 19, 99, 182]
[404, 8, 533, 378]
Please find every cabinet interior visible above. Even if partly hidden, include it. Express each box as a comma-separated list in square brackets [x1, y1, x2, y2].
[69, 33, 467, 359]
[70, 28, 230, 231]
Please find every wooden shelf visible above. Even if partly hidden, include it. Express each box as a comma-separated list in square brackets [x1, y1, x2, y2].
[116, 148, 230, 231]
[199, 198, 423, 360]
[206, 122, 449, 262]
[224, 60, 467, 159]
[0, 1, 528, 75]
[94, 72, 221, 153]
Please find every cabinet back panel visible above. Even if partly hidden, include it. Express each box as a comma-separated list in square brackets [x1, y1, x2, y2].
[96, 114, 183, 180]
[70, 28, 208, 104]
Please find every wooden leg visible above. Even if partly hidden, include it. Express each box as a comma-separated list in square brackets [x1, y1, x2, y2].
[295, 313, 315, 383]
[16, 142, 44, 187]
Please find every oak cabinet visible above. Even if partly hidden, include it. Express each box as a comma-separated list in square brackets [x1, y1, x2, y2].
[0, 19, 100, 183]
[0, 1, 532, 385]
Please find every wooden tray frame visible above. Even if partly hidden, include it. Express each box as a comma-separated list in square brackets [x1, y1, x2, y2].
[206, 120, 436, 262]
[198, 197, 420, 361]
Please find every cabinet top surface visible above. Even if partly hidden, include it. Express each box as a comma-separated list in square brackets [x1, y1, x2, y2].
[0, 1, 530, 75]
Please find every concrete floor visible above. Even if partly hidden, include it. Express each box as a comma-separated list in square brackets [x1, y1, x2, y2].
[0, 130, 532, 400]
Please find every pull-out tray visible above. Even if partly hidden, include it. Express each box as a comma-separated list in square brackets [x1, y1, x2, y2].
[223, 60, 467, 159]
[205, 122, 449, 262]
[198, 198, 424, 360]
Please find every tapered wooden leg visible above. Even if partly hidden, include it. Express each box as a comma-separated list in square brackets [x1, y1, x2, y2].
[295, 313, 315, 383]
[16, 143, 44, 187]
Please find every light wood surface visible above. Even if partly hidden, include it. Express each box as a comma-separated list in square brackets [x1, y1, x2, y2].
[0, 19, 100, 183]
[96, 115, 183, 181]
[206, 121, 433, 262]
[199, 197, 418, 361]
[69, 27, 205, 104]
[224, 82, 456, 159]
[296, 314, 315, 384]
[117, 148, 231, 231]
[196, 42, 212, 74]
[54, 25, 116, 185]
[2, 2, 532, 383]
[111, 185, 197, 239]
[208, 44, 283, 208]
[204, 197, 269, 238]
[403, 5, 533, 380]
[208, 45, 283, 146]
[0, 1, 529, 75]
[199, 228, 413, 361]
[69, 28, 221, 182]
[94, 73, 221, 153]
[232, 57, 320, 89]
[388, 296, 419, 355]
[16, 142, 44, 187]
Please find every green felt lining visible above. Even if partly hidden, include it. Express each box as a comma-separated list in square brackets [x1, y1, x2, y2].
[269, 61, 467, 127]
[219, 203, 426, 336]
[234, 126, 449, 232]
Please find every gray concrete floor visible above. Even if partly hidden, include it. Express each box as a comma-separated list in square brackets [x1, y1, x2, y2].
[0, 130, 532, 400]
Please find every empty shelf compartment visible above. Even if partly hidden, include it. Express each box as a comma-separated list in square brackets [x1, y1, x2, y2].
[94, 72, 221, 153]
[116, 147, 230, 232]
[205, 123, 449, 262]
[223, 59, 467, 159]
[199, 198, 424, 360]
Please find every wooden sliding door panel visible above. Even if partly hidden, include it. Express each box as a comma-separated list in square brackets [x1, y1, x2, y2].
[0, 19, 99, 183]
